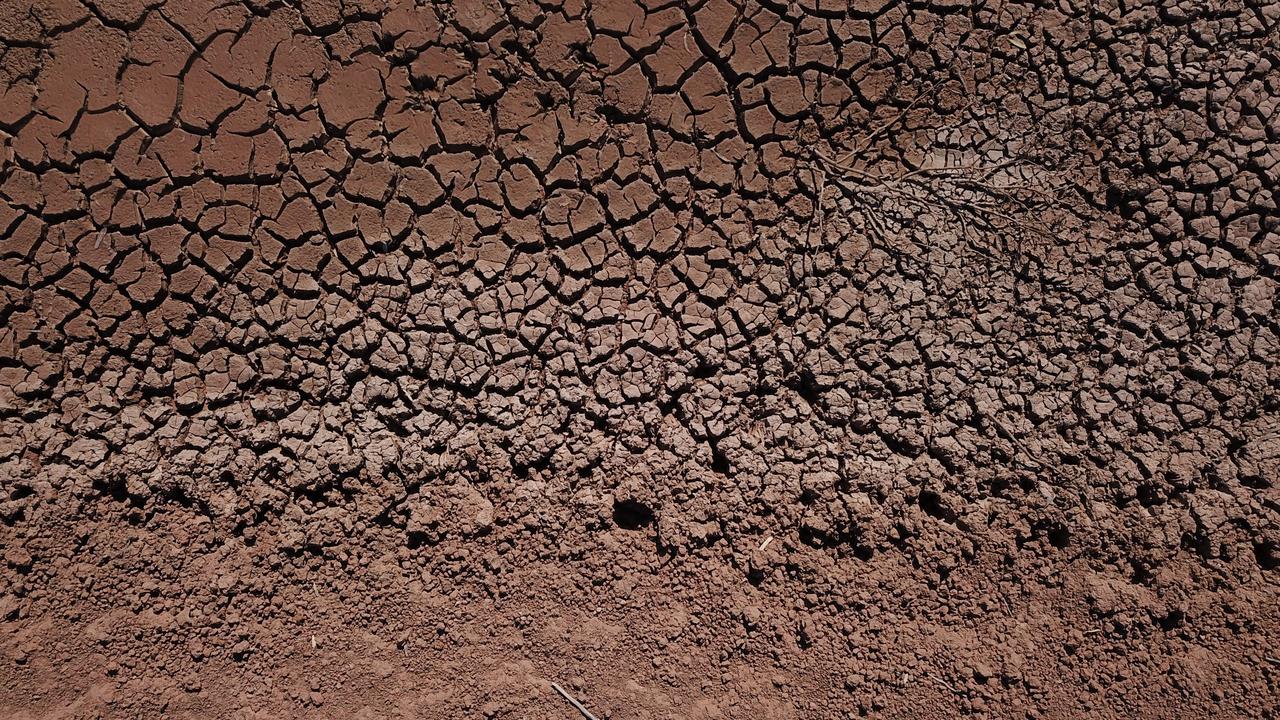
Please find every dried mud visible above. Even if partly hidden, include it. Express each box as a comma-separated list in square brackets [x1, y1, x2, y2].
[1, 0, 1278, 718]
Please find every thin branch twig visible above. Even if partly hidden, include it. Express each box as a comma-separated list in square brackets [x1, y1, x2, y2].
[551, 682, 600, 720]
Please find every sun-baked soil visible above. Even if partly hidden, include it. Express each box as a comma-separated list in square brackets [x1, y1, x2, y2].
[1, 0, 1279, 718]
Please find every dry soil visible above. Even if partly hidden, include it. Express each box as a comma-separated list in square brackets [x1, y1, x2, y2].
[1, 0, 1278, 718]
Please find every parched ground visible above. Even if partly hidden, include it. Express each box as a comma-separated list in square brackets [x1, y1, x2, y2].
[1, 0, 1278, 717]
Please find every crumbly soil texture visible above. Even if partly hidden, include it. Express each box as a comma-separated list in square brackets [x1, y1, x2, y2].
[1, 0, 1279, 717]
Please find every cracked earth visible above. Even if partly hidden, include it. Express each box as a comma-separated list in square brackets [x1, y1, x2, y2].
[1, 0, 1279, 717]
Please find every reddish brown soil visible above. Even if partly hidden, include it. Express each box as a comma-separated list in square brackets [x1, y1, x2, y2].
[1, 0, 1279, 718]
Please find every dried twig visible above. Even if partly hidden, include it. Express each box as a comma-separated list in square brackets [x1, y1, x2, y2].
[929, 674, 958, 693]
[551, 682, 600, 720]
[839, 84, 940, 163]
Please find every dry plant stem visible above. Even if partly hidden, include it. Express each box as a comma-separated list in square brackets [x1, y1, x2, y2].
[839, 83, 939, 164]
[551, 683, 600, 720]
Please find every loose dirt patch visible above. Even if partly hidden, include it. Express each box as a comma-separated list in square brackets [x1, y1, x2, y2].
[1, 0, 1278, 717]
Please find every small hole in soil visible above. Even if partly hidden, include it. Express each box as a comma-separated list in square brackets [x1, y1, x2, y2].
[1137, 483, 1164, 507]
[710, 447, 730, 474]
[691, 362, 717, 379]
[612, 499, 654, 530]
[1129, 558, 1155, 585]
[790, 368, 821, 406]
[1157, 609, 1185, 631]
[1181, 531, 1213, 559]
[597, 103, 626, 123]
[1254, 541, 1278, 571]
[1047, 524, 1071, 549]
[93, 477, 132, 505]
[918, 490, 955, 522]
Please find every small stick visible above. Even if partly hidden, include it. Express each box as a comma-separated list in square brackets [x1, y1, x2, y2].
[551, 682, 599, 720]
[930, 675, 958, 693]
[758, 535, 773, 551]
[844, 83, 938, 161]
